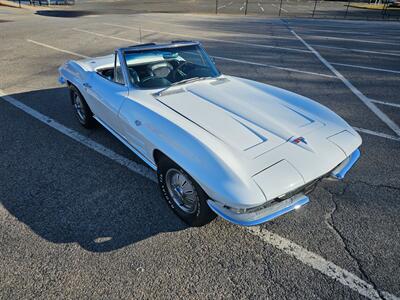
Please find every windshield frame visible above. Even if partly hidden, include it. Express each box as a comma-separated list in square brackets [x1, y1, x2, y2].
[120, 42, 221, 90]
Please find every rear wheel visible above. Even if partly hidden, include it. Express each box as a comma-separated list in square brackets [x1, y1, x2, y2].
[157, 157, 216, 227]
[69, 84, 95, 129]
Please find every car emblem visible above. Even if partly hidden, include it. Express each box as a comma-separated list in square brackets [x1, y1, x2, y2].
[291, 137, 307, 145]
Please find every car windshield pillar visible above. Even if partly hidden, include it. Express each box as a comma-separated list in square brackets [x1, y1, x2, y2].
[116, 49, 133, 88]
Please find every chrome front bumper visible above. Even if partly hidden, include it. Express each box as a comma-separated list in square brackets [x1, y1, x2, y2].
[208, 148, 361, 227]
[207, 193, 309, 226]
[330, 148, 361, 180]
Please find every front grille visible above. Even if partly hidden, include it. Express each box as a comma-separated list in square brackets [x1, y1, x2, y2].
[223, 176, 323, 214]
[278, 178, 320, 201]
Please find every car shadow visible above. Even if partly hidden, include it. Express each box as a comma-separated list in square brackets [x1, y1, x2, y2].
[35, 10, 95, 18]
[0, 87, 187, 253]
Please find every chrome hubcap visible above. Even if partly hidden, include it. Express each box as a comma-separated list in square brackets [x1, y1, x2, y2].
[73, 93, 86, 122]
[165, 168, 198, 214]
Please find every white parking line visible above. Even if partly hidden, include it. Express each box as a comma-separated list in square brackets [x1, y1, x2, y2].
[66, 30, 334, 79]
[354, 127, 400, 142]
[27, 39, 89, 59]
[310, 43, 400, 58]
[26, 38, 400, 143]
[83, 25, 400, 77]
[285, 20, 400, 31]
[132, 19, 302, 42]
[115, 20, 400, 58]
[72, 28, 137, 44]
[73, 28, 140, 43]
[302, 34, 400, 46]
[292, 30, 400, 137]
[297, 28, 373, 36]
[102, 22, 312, 54]
[213, 56, 337, 78]
[247, 227, 399, 300]
[302, 30, 395, 41]
[153, 17, 400, 42]
[133, 18, 372, 37]
[369, 99, 400, 109]
[271, 3, 289, 12]
[217, 1, 233, 9]
[1, 89, 398, 300]
[331, 62, 400, 75]
[0, 90, 157, 182]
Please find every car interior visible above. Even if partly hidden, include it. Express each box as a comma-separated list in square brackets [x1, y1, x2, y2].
[97, 58, 214, 89]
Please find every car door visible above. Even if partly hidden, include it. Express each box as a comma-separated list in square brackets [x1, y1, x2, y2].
[83, 52, 129, 134]
[118, 89, 157, 167]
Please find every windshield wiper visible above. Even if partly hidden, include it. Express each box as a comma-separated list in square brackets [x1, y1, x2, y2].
[155, 76, 212, 97]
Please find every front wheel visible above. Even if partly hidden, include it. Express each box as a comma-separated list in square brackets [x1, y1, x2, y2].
[69, 84, 95, 129]
[157, 157, 216, 227]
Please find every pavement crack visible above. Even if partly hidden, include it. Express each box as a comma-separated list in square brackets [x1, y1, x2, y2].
[349, 180, 400, 192]
[323, 185, 387, 300]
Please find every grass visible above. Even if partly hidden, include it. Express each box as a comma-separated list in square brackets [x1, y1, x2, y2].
[348, 3, 400, 10]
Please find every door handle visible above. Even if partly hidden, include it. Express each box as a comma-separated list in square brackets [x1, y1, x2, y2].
[83, 82, 92, 89]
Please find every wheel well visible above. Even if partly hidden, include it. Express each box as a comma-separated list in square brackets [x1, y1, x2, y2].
[67, 82, 84, 106]
[153, 149, 168, 167]
[67, 81, 75, 105]
[153, 149, 212, 200]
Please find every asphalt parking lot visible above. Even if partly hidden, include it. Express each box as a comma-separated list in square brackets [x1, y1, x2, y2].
[25, 0, 400, 20]
[1, 5, 400, 299]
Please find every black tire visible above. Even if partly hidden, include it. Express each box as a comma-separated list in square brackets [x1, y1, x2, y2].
[157, 157, 216, 227]
[69, 84, 95, 129]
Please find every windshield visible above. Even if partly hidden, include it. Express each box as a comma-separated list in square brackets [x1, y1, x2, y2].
[123, 45, 220, 89]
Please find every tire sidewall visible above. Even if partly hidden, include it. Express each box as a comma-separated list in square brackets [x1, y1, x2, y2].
[157, 158, 215, 226]
[69, 85, 94, 128]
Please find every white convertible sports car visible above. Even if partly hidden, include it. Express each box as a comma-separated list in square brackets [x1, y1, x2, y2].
[58, 41, 361, 227]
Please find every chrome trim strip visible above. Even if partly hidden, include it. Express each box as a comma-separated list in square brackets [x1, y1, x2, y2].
[207, 195, 309, 227]
[94, 116, 157, 171]
[120, 41, 200, 53]
[331, 148, 360, 180]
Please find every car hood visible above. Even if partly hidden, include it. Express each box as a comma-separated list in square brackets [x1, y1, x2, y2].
[155, 76, 341, 154]
[150, 75, 361, 201]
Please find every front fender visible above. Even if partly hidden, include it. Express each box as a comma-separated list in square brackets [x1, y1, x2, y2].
[119, 95, 266, 209]
[58, 60, 87, 88]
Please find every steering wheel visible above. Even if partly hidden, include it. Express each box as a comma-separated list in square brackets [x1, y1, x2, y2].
[172, 61, 190, 82]
[141, 76, 156, 84]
